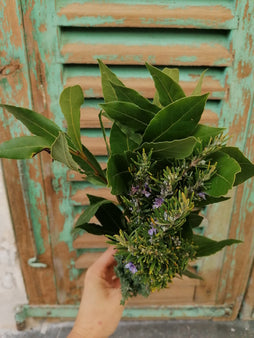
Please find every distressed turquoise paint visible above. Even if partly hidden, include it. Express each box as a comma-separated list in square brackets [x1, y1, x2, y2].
[15, 304, 232, 325]
[139, 17, 236, 30]
[0, 0, 51, 257]
[63, 64, 225, 81]
[0, 0, 32, 109]
[63, 65, 226, 100]
[56, 0, 235, 12]
[84, 88, 95, 97]
[52, 162, 75, 252]
[8, 0, 252, 317]
[57, 15, 125, 27]
[80, 129, 110, 137]
[175, 56, 197, 63]
[216, 0, 254, 307]
[68, 258, 82, 281]
[19, 0, 75, 302]
[21, 161, 46, 254]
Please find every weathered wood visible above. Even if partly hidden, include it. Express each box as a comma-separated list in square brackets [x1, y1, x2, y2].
[2, 0, 252, 316]
[0, 0, 57, 304]
[71, 187, 116, 206]
[240, 261, 254, 319]
[65, 76, 225, 100]
[61, 43, 232, 67]
[213, 0, 254, 320]
[73, 233, 108, 249]
[56, 2, 236, 30]
[80, 136, 108, 156]
[75, 252, 104, 269]
[20, 0, 82, 304]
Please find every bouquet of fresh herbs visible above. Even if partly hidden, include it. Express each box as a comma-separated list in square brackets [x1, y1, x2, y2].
[0, 60, 253, 304]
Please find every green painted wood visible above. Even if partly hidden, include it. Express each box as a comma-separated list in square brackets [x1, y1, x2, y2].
[2, 0, 253, 320]
[56, 0, 236, 30]
[59, 28, 232, 66]
[0, 0, 57, 304]
[15, 304, 233, 326]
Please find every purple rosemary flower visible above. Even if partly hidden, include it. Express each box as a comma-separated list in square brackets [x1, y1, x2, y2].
[153, 197, 164, 209]
[130, 185, 140, 195]
[198, 192, 206, 200]
[148, 226, 157, 236]
[142, 183, 151, 197]
[125, 262, 138, 274]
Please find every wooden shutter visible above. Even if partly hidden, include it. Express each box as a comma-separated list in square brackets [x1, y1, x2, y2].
[1, 0, 253, 320]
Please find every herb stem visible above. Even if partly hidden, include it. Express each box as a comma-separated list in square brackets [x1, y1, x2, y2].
[70, 149, 108, 184]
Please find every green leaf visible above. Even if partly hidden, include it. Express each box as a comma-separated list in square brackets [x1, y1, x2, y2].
[99, 110, 110, 156]
[205, 151, 241, 197]
[197, 195, 231, 208]
[100, 101, 155, 133]
[143, 94, 209, 142]
[140, 137, 197, 160]
[85, 175, 107, 186]
[182, 269, 203, 280]
[192, 124, 225, 144]
[107, 152, 133, 195]
[0, 104, 61, 143]
[51, 132, 79, 171]
[59, 85, 83, 151]
[111, 83, 160, 114]
[162, 68, 180, 83]
[71, 144, 106, 182]
[88, 195, 126, 235]
[110, 123, 139, 154]
[0, 136, 51, 159]
[115, 122, 142, 145]
[221, 147, 254, 186]
[181, 218, 193, 240]
[75, 195, 125, 236]
[98, 59, 125, 102]
[74, 223, 106, 236]
[187, 213, 204, 228]
[153, 68, 180, 106]
[76, 198, 112, 226]
[145, 63, 185, 106]
[193, 234, 242, 257]
[191, 69, 208, 96]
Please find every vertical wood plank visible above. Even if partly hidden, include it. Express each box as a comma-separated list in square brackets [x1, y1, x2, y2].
[20, 0, 82, 304]
[215, 0, 254, 320]
[240, 261, 254, 319]
[0, 0, 57, 304]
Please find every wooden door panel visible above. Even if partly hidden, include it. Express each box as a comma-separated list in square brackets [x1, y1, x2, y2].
[1, 0, 253, 319]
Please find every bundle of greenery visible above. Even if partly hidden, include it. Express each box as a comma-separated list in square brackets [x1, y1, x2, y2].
[1, 60, 253, 304]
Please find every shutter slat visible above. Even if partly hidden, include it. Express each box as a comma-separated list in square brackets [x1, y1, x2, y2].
[80, 136, 108, 155]
[75, 252, 104, 269]
[77, 107, 219, 129]
[61, 42, 231, 67]
[60, 29, 232, 66]
[73, 233, 108, 249]
[71, 187, 116, 205]
[65, 76, 225, 100]
[57, 2, 236, 30]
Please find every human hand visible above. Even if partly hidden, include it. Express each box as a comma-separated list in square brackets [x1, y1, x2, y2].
[68, 246, 124, 338]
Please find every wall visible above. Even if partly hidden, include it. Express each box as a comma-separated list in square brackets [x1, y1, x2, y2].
[0, 160, 27, 329]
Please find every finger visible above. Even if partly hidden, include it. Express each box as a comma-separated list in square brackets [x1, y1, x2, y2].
[90, 246, 117, 273]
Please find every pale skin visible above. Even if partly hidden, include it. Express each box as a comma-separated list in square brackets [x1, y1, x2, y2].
[68, 246, 124, 338]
